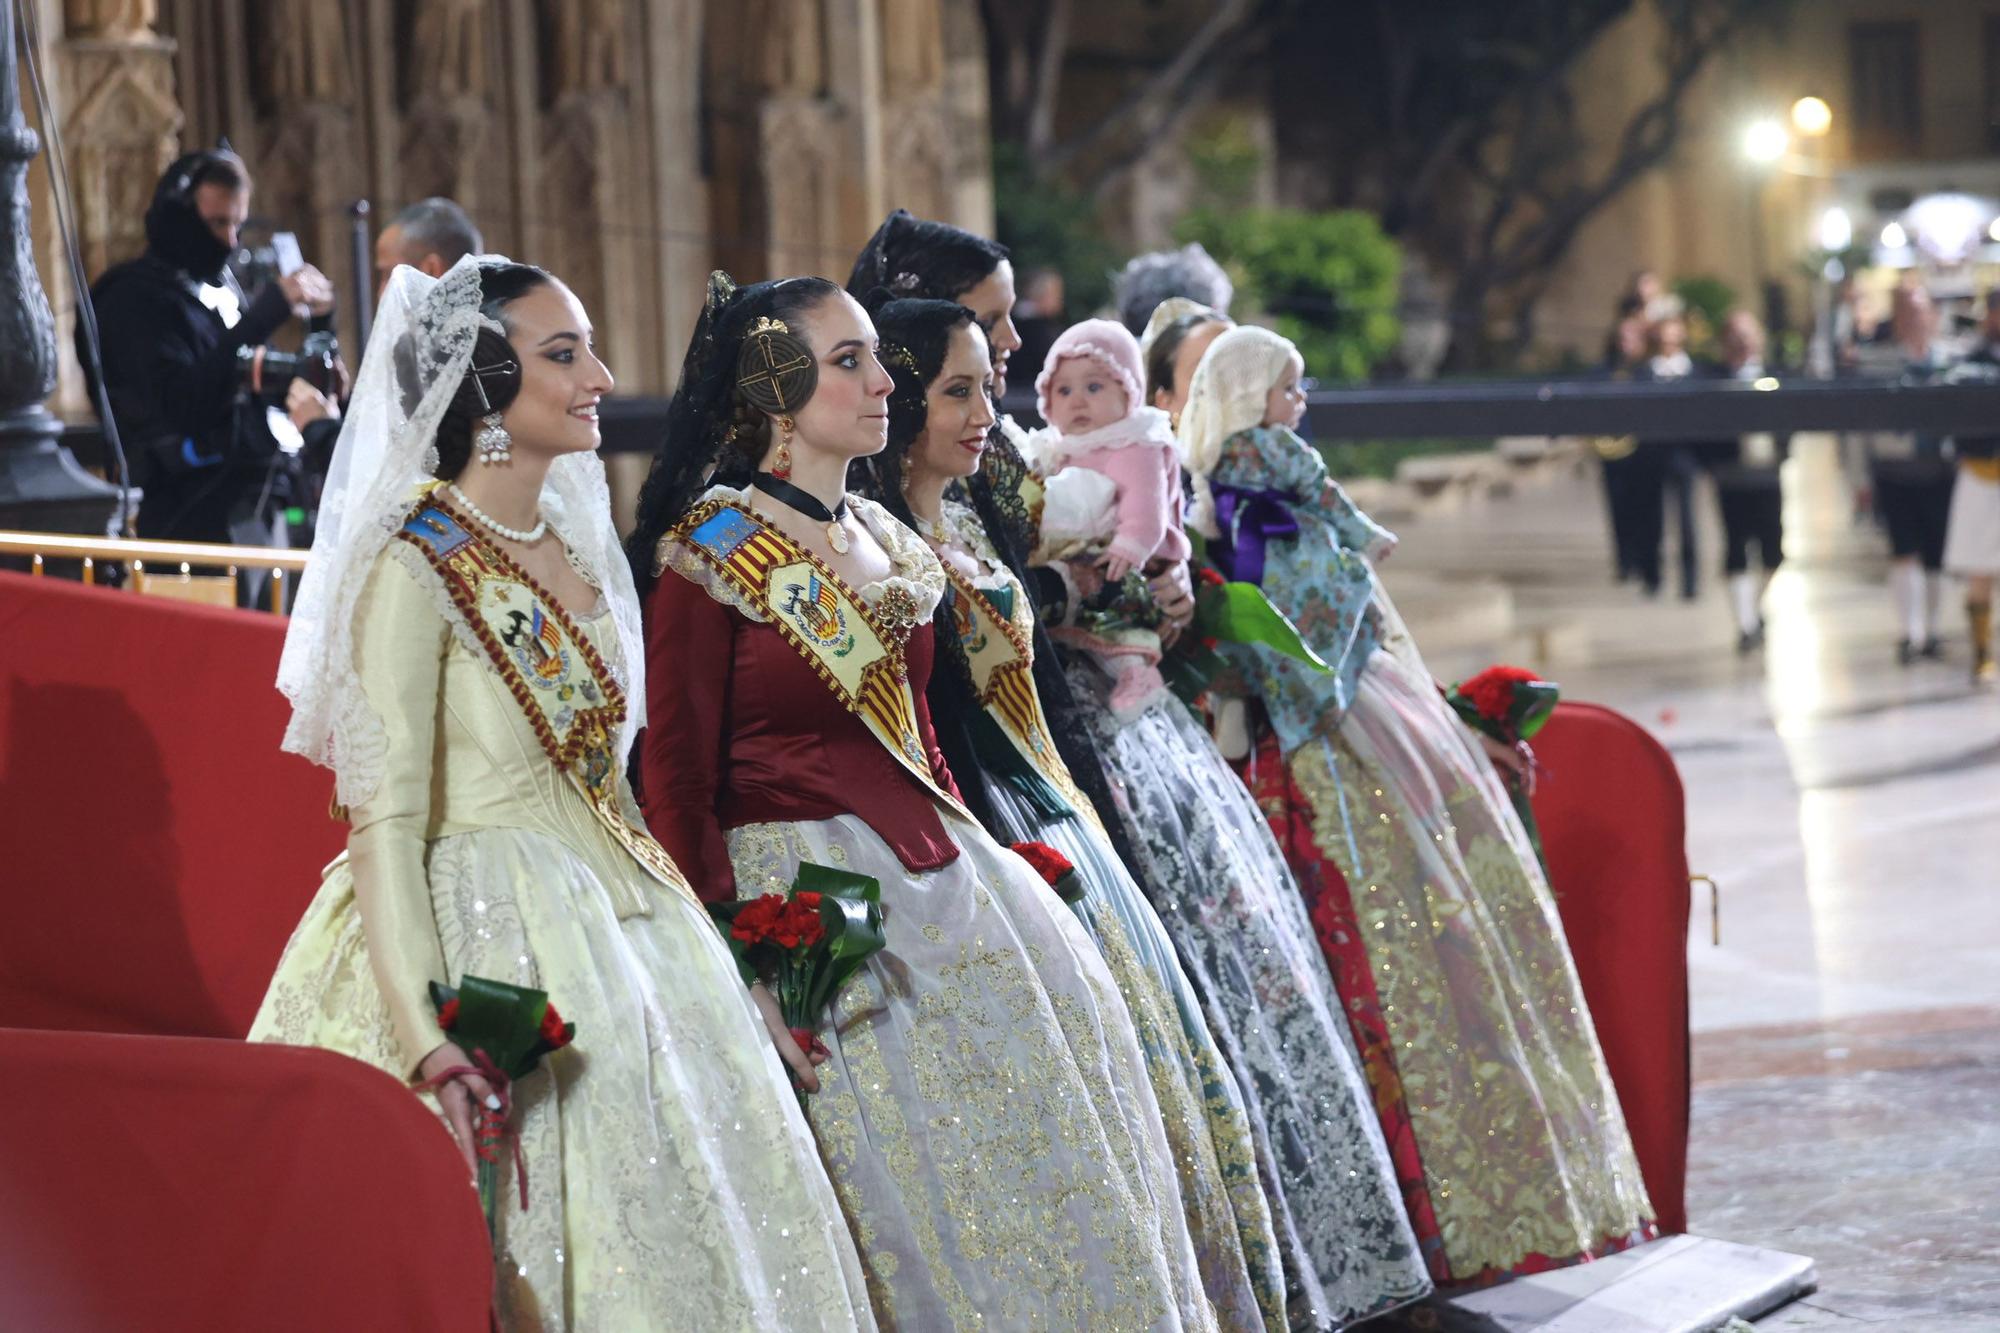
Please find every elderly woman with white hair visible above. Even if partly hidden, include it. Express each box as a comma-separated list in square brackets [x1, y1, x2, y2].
[1181, 323, 1658, 1289]
[1113, 244, 1235, 337]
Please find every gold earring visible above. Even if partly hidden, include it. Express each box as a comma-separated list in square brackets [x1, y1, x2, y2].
[773, 416, 794, 478]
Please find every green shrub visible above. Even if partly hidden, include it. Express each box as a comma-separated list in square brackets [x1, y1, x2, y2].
[1176, 207, 1401, 382]
[1672, 274, 1738, 357]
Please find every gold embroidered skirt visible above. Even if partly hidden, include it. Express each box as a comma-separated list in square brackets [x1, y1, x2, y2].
[726, 812, 1218, 1332]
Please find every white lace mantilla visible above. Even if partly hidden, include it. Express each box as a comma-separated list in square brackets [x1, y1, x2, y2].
[277, 255, 645, 809]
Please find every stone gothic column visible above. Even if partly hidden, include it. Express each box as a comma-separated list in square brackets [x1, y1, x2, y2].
[59, 0, 181, 280]
[0, 0, 122, 533]
[249, 4, 362, 351]
[398, 0, 495, 213]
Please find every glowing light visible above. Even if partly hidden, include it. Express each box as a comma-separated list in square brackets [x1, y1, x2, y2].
[1791, 96, 1833, 137]
[1743, 119, 1789, 164]
[1753, 377, 1781, 391]
[1881, 221, 1909, 249]
[1902, 193, 1991, 264]
[1817, 207, 1852, 252]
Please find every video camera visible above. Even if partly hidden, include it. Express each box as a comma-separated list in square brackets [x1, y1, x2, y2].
[236, 329, 338, 400]
[229, 228, 339, 401]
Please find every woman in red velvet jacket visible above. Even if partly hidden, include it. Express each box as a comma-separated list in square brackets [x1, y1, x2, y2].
[623, 273, 1214, 1331]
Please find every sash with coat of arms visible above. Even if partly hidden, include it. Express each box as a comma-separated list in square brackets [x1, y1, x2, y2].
[666, 497, 973, 820]
[394, 494, 698, 912]
[938, 560, 1108, 840]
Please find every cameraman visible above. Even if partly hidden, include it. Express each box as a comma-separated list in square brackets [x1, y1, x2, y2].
[85, 149, 336, 547]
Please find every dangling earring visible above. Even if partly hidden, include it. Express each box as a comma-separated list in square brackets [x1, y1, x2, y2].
[772, 416, 795, 478]
[476, 411, 511, 464]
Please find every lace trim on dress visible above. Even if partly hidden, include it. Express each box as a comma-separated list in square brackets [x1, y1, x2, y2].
[939, 499, 1022, 602]
[847, 494, 946, 622]
[384, 539, 489, 665]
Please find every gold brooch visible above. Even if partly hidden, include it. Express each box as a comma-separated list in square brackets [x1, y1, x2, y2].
[874, 584, 923, 633]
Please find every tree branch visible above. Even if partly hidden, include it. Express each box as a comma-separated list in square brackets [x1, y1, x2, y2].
[1025, 0, 1074, 162]
[1489, 4, 1748, 287]
[1083, 47, 1239, 202]
[1039, 0, 1262, 177]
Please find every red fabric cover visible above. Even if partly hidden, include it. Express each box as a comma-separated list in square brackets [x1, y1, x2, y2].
[1531, 701, 1691, 1235]
[641, 567, 962, 903]
[0, 1026, 491, 1332]
[0, 573, 343, 1038]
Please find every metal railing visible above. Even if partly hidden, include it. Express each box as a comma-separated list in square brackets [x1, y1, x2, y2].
[0, 532, 307, 612]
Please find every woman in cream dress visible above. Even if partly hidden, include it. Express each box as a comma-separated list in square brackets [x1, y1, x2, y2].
[250, 256, 875, 1332]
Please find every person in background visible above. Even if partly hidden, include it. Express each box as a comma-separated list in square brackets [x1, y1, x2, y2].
[1945, 290, 2000, 684]
[1140, 299, 1234, 431]
[87, 149, 335, 548]
[1634, 313, 1704, 599]
[1860, 282, 1958, 663]
[1112, 243, 1234, 337]
[1010, 264, 1067, 389]
[1596, 296, 1655, 587]
[373, 197, 484, 290]
[1703, 311, 1787, 653]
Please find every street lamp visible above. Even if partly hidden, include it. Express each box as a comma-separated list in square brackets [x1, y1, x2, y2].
[1743, 118, 1790, 164]
[1791, 96, 1833, 138]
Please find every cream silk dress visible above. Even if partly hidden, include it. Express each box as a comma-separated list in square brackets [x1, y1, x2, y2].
[250, 537, 876, 1333]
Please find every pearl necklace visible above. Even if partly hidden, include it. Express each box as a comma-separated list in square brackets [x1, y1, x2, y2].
[447, 483, 547, 544]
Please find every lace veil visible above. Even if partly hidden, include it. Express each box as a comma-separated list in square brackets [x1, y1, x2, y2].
[1177, 323, 1297, 536]
[278, 255, 646, 808]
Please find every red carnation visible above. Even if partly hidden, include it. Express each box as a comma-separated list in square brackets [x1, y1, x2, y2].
[1460, 664, 1540, 723]
[1010, 841, 1084, 904]
[1195, 565, 1227, 588]
[729, 893, 791, 946]
[772, 895, 826, 951]
[436, 997, 460, 1031]
[538, 1002, 573, 1050]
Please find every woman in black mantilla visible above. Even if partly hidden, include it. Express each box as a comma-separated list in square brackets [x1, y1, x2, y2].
[848, 214, 1430, 1327]
[854, 294, 1286, 1331]
[625, 272, 1215, 1331]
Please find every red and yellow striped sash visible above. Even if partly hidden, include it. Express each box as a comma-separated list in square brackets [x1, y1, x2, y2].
[672, 498, 971, 819]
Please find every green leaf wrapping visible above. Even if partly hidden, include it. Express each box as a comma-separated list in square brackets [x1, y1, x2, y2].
[803, 890, 890, 1020]
[1195, 581, 1332, 671]
[429, 975, 552, 1079]
[793, 862, 881, 902]
[1513, 682, 1561, 741]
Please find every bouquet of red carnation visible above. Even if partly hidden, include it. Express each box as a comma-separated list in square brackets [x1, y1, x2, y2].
[1446, 664, 1560, 874]
[1010, 840, 1084, 904]
[424, 976, 576, 1244]
[709, 862, 886, 1108]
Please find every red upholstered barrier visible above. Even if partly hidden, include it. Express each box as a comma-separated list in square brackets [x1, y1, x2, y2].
[1531, 701, 1692, 1235]
[0, 1027, 491, 1332]
[0, 572, 343, 1039]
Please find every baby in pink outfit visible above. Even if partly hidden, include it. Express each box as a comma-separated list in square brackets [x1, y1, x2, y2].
[1029, 318, 1190, 714]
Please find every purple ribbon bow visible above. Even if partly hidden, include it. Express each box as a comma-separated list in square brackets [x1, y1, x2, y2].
[1210, 483, 1300, 586]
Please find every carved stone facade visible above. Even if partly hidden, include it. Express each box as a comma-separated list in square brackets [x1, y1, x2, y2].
[22, 0, 993, 407]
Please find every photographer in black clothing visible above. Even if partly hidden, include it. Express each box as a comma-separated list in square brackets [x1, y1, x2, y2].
[84, 149, 338, 548]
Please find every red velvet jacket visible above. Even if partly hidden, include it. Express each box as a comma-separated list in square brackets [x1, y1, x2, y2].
[640, 563, 963, 903]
